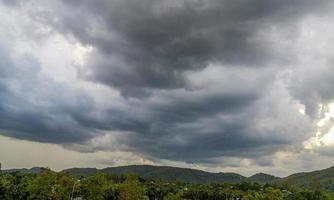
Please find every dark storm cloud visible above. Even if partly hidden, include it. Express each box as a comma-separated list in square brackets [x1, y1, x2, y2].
[120, 80, 311, 163]
[66, 75, 308, 163]
[0, 0, 333, 166]
[126, 114, 283, 163]
[55, 0, 329, 97]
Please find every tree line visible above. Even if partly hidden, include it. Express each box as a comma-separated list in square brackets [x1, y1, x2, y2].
[0, 168, 333, 200]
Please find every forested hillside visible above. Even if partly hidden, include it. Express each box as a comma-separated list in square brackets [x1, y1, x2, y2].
[63, 165, 277, 184]
[1, 168, 334, 200]
[281, 166, 334, 191]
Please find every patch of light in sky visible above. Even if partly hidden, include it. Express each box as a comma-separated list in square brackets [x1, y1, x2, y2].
[298, 104, 306, 115]
[36, 34, 93, 83]
[321, 127, 334, 146]
[304, 103, 334, 149]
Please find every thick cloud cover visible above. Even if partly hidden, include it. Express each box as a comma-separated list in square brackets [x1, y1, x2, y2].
[1, 0, 334, 169]
[52, 0, 329, 97]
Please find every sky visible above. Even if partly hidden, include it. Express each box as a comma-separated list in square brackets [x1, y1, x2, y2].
[1, 0, 334, 177]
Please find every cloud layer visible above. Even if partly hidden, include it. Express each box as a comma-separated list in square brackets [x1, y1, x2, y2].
[1, 0, 334, 172]
[55, 0, 327, 96]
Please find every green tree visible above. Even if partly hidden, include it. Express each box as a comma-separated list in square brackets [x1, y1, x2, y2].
[243, 191, 263, 200]
[4, 173, 31, 200]
[262, 187, 283, 200]
[118, 177, 145, 200]
[286, 192, 307, 200]
[103, 184, 119, 200]
[80, 173, 114, 200]
[26, 168, 75, 200]
[0, 176, 7, 199]
[52, 172, 76, 200]
[26, 169, 55, 200]
[163, 192, 182, 200]
[303, 190, 328, 200]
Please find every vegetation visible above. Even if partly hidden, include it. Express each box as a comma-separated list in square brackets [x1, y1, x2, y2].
[281, 166, 334, 190]
[248, 173, 280, 184]
[1, 168, 334, 200]
[62, 165, 277, 184]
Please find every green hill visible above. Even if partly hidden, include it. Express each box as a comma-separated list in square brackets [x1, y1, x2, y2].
[248, 173, 280, 184]
[281, 166, 334, 191]
[61, 167, 99, 177]
[63, 165, 267, 184]
[101, 165, 245, 183]
[7, 164, 334, 191]
[2, 167, 42, 174]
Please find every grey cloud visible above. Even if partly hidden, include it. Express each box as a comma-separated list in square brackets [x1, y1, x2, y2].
[290, 65, 334, 118]
[0, 0, 23, 6]
[53, 0, 331, 97]
[57, 68, 285, 163]
[1, 0, 333, 167]
[124, 94, 309, 163]
[0, 44, 98, 144]
[115, 70, 313, 163]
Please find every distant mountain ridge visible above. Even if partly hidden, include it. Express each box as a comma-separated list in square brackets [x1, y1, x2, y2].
[2, 167, 42, 174]
[7, 164, 334, 191]
[62, 165, 278, 184]
[248, 173, 280, 184]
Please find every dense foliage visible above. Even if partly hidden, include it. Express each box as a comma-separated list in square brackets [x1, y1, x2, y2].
[282, 166, 334, 190]
[0, 168, 334, 200]
[63, 165, 250, 184]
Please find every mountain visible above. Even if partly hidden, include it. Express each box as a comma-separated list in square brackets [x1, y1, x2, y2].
[2, 167, 42, 174]
[247, 173, 280, 184]
[101, 165, 245, 183]
[280, 166, 334, 191]
[62, 167, 99, 178]
[7, 164, 334, 191]
[63, 165, 253, 184]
